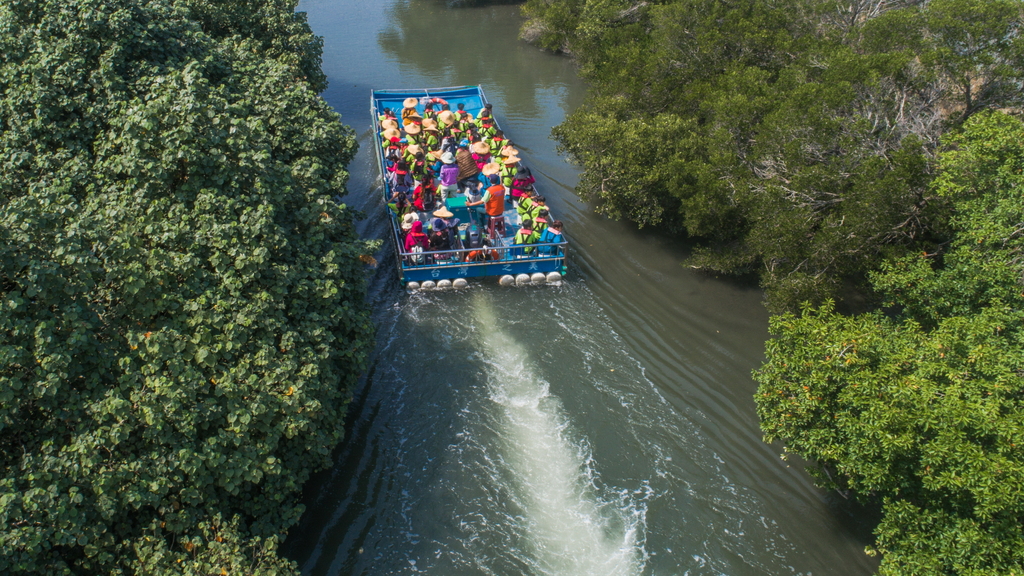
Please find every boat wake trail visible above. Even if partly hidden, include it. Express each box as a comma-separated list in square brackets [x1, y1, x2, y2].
[468, 293, 646, 576]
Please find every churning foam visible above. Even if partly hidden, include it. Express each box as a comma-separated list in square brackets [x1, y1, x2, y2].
[472, 294, 646, 576]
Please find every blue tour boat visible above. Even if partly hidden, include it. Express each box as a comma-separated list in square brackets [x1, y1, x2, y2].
[371, 86, 567, 289]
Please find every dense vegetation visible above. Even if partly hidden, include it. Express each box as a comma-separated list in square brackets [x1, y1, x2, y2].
[522, 0, 1024, 311]
[756, 112, 1024, 575]
[0, 0, 373, 574]
[524, 1, 1024, 573]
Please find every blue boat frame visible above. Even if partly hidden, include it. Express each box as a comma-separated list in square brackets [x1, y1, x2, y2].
[371, 86, 567, 285]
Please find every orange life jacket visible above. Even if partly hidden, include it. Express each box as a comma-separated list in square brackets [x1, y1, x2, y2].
[484, 185, 505, 216]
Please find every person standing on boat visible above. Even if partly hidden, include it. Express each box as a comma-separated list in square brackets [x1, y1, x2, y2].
[402, 97, 419, 126]
[438, 152, 460, 201]
[455, 140, 479, 197]
[466, 173, 506, 234]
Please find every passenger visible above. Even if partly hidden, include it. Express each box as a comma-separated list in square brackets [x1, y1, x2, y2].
[488, 129, 507, 158]
[423, 102, 437, 123]
[403, 220, 429, 253]
[380, 118, 399, 134]
[422, 119, 440, 150]
[379, 107, 396, 123]
[476, 103, 493, 123]
[478, 114, 497, 140]
[509, 166, 535, 202]
[456, 103, 473, 124]
[391, 161, 413, 194]
[524, 194, 547, 223]
[499, 143, 518, 160]
[500, 155, 520, 188]
[455, 139, 480, 194]
[426, 150, 443, 179]
[438, 110, 456, 131]
[403, 143, 422, 164]
[513, 218, 540, 254]
[404, 122, 422, 147]
[399, 212, 416, 244]
[471, 141, 491, 171]
[411, 150, 428, 181]
[465, 173, 505, 233]
[401, 97, 419, 126]
[438, 151, 460, 200]
[389, 191, 413, 217]
[412, 174, 437, 212]
[381, 127, 402, 150]
[478, 162, 501, 195]
[534, 209, 550, 234]
[433, 207, 461, 249]
[537, 220, 564, 255]
[428, 218, 451, 253]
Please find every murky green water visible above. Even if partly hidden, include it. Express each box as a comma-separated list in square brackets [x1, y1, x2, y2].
[281, 1, 880, 574]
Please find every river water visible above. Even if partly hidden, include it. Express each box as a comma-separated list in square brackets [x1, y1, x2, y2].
[281, 1, 879, 575]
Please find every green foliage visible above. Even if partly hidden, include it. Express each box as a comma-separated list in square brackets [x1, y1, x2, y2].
[0, 0, 372, 574]
[524, 0, 1024, 310]
[755, 112, 1024, 575]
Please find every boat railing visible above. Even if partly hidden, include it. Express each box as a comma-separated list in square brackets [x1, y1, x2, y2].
[397, 241, 568, 269]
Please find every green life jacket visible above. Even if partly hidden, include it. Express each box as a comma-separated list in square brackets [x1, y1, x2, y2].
[514, 229, 539, 253]
[501, 164, 517, 188]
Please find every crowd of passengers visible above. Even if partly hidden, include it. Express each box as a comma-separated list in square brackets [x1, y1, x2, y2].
[379, 97, 564, 263]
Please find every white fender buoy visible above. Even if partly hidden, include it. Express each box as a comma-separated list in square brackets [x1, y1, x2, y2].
[421, 280, 436, 290]
[453, 278, 468, 289]
[407, 281, 420, 291]
[515, 273, 531, 286]
[530, 272, 547, 285]
[499, 275, 515, 287]
[546, 272, 562, 284]
[437, 279, 452, 289]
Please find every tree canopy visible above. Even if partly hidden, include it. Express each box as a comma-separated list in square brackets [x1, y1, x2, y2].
[523, 0, 1024, 310]
[0, 0, 372, 574]
[755, 112, 1024, 575]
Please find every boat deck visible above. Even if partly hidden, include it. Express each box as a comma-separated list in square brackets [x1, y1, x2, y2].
[371, 86, 567, 286]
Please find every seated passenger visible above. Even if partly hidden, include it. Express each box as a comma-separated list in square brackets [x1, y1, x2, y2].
[428, 218, 452, 254]
[413, 175, 438, 212]
[471, 141, 491, 170]
[478, 115, 496, 140]
[404, 220, 429, 253]
[401, 97, 419, 126]
[537, 220, 564, 255]
[513, 218, 540, 255]
[510, 166, 535, 202]
[488, 129, 507, 158]
[433, 207, 461, 249]
[476, 103, 493, 124]
[423, 102, 438, 123]
[422, 120, 440, 150]
[389, 191, 413, 217]
[534, 209, 550, 233]
[501, 155, 519, 188]
[390, 161, 413, 194]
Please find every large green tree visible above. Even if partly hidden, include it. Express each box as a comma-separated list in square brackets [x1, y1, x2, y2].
[0, 0, 372, 573]
[524, 0, 1024, 310]
[755, 112, 1024, 575]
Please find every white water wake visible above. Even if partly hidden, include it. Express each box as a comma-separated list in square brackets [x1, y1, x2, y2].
[471, 293, 646, 576]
